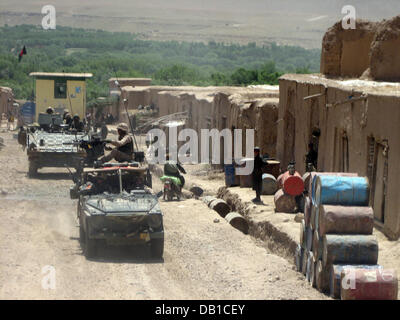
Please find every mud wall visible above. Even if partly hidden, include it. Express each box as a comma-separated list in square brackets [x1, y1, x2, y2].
[321, 16, 400, 80]
[320, 20, 378, 78]
[277, 75, 400, 239]
[120, 86, 279, 162]
[0, 87, 13, 116]
[109, 78, 152, 90]
[370, 16, 400, 81]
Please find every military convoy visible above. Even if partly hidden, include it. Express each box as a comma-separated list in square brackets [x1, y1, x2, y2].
[16, 91, 164, 259]
[70, 162, 163, 259]
[18, 112, 90, 176]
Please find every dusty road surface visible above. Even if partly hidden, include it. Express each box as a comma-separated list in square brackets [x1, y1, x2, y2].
[0, 131, 326, 299]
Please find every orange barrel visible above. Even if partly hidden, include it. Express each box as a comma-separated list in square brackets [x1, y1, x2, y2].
[224, 212, 249, 234]
[340, 268, 398, 300]
[306, 251, 314, 283]
[209, 199, 231, 218]
[300, 220, 306, 249]
[319, 205, 374, 236]
[329, 264, 383, 299]
[312, 230, 323, 260]
[315, 176, 369, 206]
[316, 260, 330, 293]
[306, 226, 313, 252]
[302, 250, 309, 276]
[304, 196, 312, 227]
[281, 171, 304, 196]
[295, 244, 304, 272]
[274, 189, 297, 213]
[261, 173, 278, 195]
[309, 172, 358, 204]
[310, 203, 319, 229]
[322, 235, 378, 267]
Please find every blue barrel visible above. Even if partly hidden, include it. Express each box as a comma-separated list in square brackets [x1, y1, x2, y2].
[224, 164, 236, 187]
[315, 176, 369, 206]
[310, 172, 358, 204]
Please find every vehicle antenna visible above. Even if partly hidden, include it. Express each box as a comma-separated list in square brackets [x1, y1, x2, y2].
[112, 67, 139, 151]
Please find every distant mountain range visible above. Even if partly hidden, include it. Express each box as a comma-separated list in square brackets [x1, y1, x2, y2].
[1, 0, 399, 48]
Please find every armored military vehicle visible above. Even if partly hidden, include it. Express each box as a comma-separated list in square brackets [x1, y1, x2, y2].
[70, 162, 163, 259]
[18, 112, 90, 177]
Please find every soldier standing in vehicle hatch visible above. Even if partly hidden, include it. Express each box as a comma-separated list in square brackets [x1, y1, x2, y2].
[96, 122, 134, 165]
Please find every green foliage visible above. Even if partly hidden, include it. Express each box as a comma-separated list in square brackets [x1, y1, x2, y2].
[0, 25, 319, 102]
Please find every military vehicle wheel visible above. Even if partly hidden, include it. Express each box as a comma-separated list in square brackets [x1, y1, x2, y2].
[167, 192, 173, 201]
[84, 223, 97, 258]
[150, 238, 164, 258]
[28, 162, 38, 177]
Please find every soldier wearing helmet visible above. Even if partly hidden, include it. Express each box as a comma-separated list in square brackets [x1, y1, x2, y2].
[46, 107, 54, 115]
[97, 122, 134, 164]
[70, 114, 84, 131]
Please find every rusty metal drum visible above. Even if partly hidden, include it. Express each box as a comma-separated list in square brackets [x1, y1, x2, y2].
[322, 235, 378, 267]
[329, 264, 383, 299]
[224, 212, 249, 234]
[319, 205, 374, 236]
[274, 189, 297, 213]
[340, 268, 398, 300]
[316, 260, 330, 293]
[281, 171, 304, 196]
[209, 199, 231, 218]
[312, 230, 323, 260]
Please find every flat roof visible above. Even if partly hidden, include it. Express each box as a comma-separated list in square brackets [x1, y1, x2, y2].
[280, 73, 400, 97]
[109, 78, 151, 81]
[29, 72, 93, 79]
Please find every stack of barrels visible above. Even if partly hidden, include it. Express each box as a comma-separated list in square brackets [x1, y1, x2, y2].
[295, 173, 398, 300]
[274, 170, 304, 213]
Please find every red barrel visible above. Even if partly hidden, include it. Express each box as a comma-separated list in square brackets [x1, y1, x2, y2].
[340, 269, 398, 300]
[280, 171, 304, 196]
[329, 265, 383, 299]
[319, 205, 374, 236]
[274, 189, 297, 213]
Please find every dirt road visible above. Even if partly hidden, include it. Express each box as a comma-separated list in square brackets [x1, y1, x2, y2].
[0, 131, 326, 299]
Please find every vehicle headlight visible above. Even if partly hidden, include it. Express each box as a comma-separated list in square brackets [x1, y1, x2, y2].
[148, 213, 162, 229]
